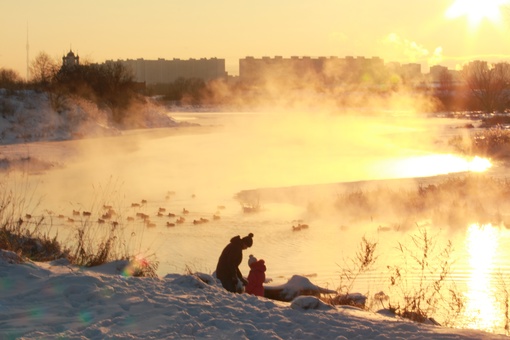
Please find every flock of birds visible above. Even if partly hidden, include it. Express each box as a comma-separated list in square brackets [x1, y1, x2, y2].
[37, 191, 310, 232]
[49, 202, 225, 229]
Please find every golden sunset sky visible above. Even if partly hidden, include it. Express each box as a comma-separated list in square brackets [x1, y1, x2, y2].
[2, 0, 510, 79]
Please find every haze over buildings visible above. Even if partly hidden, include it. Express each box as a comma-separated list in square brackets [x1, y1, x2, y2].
[104, 54, 458, 88]
[2, 1, 510, 81]
[108, 58, 227, 85]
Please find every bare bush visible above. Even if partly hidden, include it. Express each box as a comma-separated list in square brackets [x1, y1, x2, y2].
[327, 237, 378, 309]
[461, 61, 510, 113]
[332, 175, 510, 230]
[386, 227, 464, 325]
[338, 237, 378, 295]
[65, 177, 158, 275]
[495, 271, 510, 335]
[0, 176, 157, 277]
[449, 126, 510, 160]
[30, 52, 59, 88]
[0, 176, 68, 261]
[0, 68, 24, 91]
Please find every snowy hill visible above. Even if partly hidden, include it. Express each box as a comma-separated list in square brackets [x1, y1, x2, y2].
[1, 250, 506, 339]
[0, 89, 182, 145]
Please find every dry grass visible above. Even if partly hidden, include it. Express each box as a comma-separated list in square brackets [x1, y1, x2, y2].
[386, 228, 464, 325]
[495, 271, 510, 335]
[0, 176, 68, 261]
[331, 174, 510, 231]
[449, 125, 510, 159]
[323, 174, 510, 324]
[0, 176, 158, 277]
[326, 228, 464, 325]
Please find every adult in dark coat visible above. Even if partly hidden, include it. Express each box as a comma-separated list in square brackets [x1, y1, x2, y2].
[216, 233, 254, 293]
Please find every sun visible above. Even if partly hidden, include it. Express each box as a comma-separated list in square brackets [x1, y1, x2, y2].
[445, 0, 509, 27]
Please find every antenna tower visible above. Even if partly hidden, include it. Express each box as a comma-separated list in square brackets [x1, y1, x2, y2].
[26, 22, 30, 81]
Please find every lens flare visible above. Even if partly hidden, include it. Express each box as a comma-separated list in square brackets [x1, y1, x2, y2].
[79, 310, 93, 324]
[122, 255, 150, 277]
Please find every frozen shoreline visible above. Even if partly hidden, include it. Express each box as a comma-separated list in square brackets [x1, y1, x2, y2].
[1, 250, 508, 339]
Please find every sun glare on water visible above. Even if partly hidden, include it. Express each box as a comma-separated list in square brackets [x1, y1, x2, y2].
[467, 156, 492, 172]
[462, 224, 501, 332]
[388, 155, 491, 178]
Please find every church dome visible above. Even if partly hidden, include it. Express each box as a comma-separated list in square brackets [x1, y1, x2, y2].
[62, 48, 79, 68]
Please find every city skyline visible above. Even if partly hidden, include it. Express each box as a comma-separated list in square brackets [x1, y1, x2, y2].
[2, 0, 510, 79]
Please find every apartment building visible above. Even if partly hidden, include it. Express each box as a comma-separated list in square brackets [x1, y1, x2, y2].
[108, 58, 227, 84]
[239, 56, 387, 85]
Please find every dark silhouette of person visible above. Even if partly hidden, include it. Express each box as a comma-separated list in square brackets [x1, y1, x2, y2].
[216, 233, 254, 293]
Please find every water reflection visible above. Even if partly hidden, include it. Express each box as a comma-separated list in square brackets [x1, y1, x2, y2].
[384, 154, 492, 179]
[463, 223, 501, 332]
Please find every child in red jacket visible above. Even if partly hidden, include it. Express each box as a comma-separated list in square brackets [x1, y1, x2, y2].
[245, 254, 266, 297]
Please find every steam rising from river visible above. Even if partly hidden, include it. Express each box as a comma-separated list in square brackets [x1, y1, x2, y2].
[19, 103, 487, 215]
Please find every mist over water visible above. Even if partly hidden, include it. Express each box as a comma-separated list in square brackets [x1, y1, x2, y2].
[32, 110, 457, 202]
[14, 109, 483, 265]
[16, 110, 476, 270]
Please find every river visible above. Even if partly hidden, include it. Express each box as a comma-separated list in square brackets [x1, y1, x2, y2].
[1, 109, 509, 334]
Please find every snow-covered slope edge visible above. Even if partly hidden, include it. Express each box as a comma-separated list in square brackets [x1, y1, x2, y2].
[0, 89, 183, 145]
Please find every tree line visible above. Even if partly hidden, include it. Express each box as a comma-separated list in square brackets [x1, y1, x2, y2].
[1, 52, 510, 114]
[1, 52, 146, 124]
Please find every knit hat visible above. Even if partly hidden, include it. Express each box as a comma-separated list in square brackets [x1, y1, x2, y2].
[248, 254, 257, 266]
[242, 233, 254, 247]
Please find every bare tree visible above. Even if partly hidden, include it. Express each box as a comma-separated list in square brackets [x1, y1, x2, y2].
[434, 68, 456, 110]
[0, 68, 23, 89]
[461, 60, 510, 113]
[438, 68, 454, 91]
[30, 52, 59, 85]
